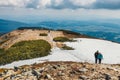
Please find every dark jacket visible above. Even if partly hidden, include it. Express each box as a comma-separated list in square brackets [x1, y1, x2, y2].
[94, 51, 99, 58]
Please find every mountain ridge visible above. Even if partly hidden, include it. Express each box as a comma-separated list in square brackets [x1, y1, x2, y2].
[0, 19, 29, 32]
[0, 29, 91, 49]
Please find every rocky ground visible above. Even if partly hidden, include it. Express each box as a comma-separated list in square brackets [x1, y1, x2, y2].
[0, 62, 120, 80]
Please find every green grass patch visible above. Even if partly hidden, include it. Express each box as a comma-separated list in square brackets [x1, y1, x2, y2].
[39, 33, 48, 36]
[53, 37, 73, 42]
[61, 45, 74, 50]
[57, 29, 80, 35]
[0, 49, 4, 54]
[0, 40, 51, 65]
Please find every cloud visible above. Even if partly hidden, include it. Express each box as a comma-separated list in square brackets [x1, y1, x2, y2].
[94, 0, 120, 9]
[70, 0, 95, 7]
[0, 0, 120, 9]
[0, 0, 30, 7]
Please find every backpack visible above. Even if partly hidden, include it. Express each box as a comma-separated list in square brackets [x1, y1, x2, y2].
[97, 53, 103, 59]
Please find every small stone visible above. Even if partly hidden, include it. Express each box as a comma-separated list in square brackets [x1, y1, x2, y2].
[44, 74, 53, 80]
[39, 69, 44, 73]
[82, 65, 86, 68]
[0, 74, 2, 77]
[78, 68, 87, 73]
[118, 76, 120, 80]
[70, 71, 76, 74]
[10, 74, 15, 79]
[52, 65, 57, 69]
[78, 75, 87, 80]
[59, 66, 65, 70]
[91, 68, 95, 71]
[104, 74, 111, 80]
[57, 64, 61, 67]
[31, 69, 40, 79]
[57, 71, 65, 76]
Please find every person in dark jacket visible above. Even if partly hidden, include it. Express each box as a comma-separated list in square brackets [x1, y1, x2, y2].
[94, 50, 99, 64]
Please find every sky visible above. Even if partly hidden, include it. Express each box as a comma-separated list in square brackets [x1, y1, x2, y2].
[0, 0, 120, 23]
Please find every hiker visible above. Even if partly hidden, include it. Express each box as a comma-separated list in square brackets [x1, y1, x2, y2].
[97, 52, 103, 64]
[48, 30, 50, 33]
[94, 50, 99, 64]
[94, 50, 103, 64]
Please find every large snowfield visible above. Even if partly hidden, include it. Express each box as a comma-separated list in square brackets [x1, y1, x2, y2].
[1, 38, 120, 68]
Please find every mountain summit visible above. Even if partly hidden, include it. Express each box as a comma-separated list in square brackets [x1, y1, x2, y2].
[0, 29, 120, 79]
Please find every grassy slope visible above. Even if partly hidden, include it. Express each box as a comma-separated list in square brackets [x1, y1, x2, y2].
[0, 40, 51, 65]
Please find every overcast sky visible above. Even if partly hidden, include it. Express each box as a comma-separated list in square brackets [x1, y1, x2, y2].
[0, 0, 120, 23]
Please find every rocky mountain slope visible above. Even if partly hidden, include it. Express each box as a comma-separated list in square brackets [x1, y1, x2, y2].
[1, 29, 120, 80]
[0, 62, 120, 80]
